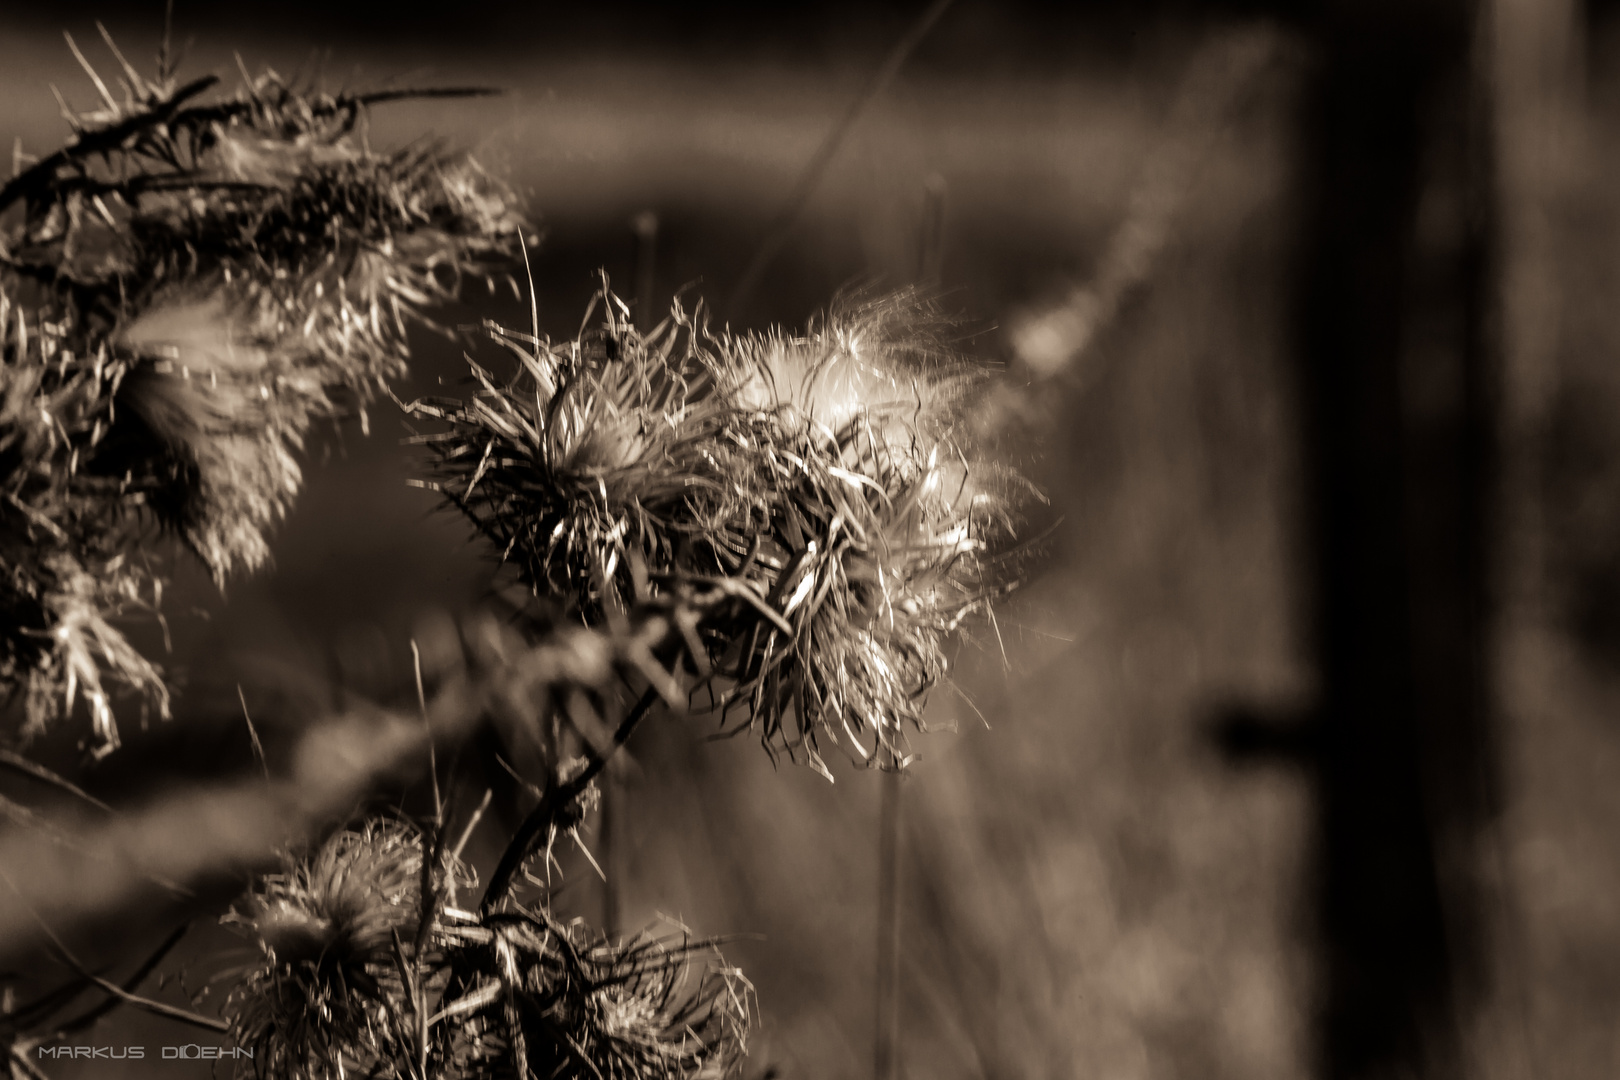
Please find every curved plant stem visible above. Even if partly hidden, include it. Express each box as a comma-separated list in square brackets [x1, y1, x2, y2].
[726, 0, 955, 313]
[0, 869, 227, 1033]
[56, 923, 191, 1034]
[479, 684, 663, 915]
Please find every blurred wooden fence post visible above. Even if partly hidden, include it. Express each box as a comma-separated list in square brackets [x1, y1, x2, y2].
[1294, 2, 1499, 1077]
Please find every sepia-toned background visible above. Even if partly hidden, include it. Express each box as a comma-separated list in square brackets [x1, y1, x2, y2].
[2, 2, 1618, 1078]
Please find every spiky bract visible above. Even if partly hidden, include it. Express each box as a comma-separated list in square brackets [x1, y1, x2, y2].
[408, 296, 758, 626]
[1, 43, 520, 747]
[410, 287, 1023, 774]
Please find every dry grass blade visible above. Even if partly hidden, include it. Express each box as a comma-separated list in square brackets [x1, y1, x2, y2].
[0, 750, 111, 813]
[54, 922, 191, 1034]
[726, 0, 958, 313]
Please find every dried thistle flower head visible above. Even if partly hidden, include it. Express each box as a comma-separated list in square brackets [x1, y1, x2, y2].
[544, 929, 753, 1080]
[1, 295, 171, 751]
[223, 818, 470, 1079]
[0, 37, 521, 748]
[410, 285, 1030, 776]
[234, 822, 423, 962]
[221, 806, 748, 1080]
[708, 292, 1023, 774]
[441, 913, 754, 1080]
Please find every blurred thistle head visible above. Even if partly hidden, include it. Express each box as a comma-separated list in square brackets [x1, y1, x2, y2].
[82, 72, 523, 585]
[223, 811, 749, 1080]
[556, 932, 753, 1080]
[232, 819, 424, 962]
[411, 285, 1032, 776]
[444, 914, 753, 1080]
[115, 293, 298, 577]
[0, 37, 521, 746]
[223, 818, 467, 1078]
[0, 291, 171, 749]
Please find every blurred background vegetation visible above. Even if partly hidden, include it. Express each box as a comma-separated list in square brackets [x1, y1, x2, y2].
[2, 2, 1619, 1078]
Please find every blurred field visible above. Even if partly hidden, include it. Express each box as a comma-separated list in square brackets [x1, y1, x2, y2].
[2, 8, 1619, 1080]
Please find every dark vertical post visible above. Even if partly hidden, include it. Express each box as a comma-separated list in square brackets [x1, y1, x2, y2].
[1296, 3, 1497, 1077]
